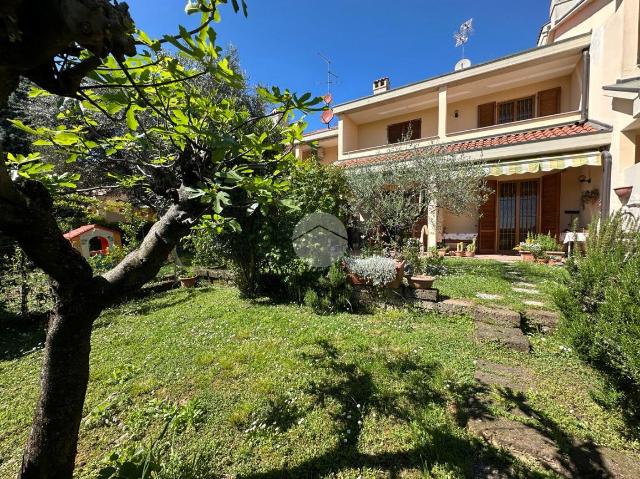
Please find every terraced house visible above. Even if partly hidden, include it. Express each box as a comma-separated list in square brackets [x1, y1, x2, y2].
[296, 0, 640, 253]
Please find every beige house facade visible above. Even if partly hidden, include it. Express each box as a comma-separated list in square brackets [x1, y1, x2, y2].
[296, 0, 640, 254]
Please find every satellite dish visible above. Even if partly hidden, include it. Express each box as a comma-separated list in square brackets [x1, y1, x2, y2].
[320, 109, 335, 125]
[323, 93, 333, 105]
[455, 58, 471, 71]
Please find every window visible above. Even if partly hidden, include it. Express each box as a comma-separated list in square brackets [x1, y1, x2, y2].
[387, 119, 421, 144]
[497, 96, 535, 124]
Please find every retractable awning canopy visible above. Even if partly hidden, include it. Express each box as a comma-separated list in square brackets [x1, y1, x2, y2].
[485, 151, 601, 177]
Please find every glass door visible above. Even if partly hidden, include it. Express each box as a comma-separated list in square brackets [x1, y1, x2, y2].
[498, 180, 539, 251]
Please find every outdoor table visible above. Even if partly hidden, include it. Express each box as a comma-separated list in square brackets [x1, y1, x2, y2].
[562, 232, 587, 255]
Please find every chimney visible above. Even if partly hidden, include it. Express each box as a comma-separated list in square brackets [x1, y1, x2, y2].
[373, 77, 390, 95]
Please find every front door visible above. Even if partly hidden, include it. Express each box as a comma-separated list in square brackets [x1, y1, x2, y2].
[498, 180, 539, 251]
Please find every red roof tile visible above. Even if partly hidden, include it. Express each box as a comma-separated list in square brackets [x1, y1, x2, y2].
[64, 224, 118, 240]
[337, 122, 609, 168]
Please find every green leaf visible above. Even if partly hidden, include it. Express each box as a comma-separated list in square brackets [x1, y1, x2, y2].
[126, 106, 140, 131]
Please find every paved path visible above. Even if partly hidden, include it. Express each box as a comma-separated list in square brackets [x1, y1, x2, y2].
[464, 305, 640, 478]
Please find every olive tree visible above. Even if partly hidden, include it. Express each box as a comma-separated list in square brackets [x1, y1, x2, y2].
[346, 141, 490, 246]
[0, 1, 320, 477]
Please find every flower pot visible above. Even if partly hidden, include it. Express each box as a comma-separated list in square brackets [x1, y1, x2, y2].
[465, 251, 475, 258]
[346, 273, 367, 286]
[614, 186, 633, 201]
[545, 251, 565, 263]
[408, 275, 435, 289]
[454, 251, 464, 257]
[386, 260, 406, 289]
[437, 249, 447, 258]
[179, 276, 198, 288]
[520, 251, 534, 262]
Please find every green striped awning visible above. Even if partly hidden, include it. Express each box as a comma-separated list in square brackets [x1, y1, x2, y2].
[485, 151, 602, 177]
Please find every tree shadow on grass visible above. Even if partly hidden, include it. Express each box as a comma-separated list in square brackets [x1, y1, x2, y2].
[496, 387, 630, 478]
[238, 340, 549, 479]
[0, 311, 46, 361]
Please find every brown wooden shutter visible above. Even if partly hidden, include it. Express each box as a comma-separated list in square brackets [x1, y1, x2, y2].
[477, 102, 496, 128]
[540, 172, 561, 240]
[537, 87, 561, 117]
[388, 123, 404, 143]
[478, 180, 497, 253]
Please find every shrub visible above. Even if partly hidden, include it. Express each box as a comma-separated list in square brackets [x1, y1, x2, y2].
[303, 263, 352, 315]
[344, 256, 397, 286]
[555, 212, 640, 419]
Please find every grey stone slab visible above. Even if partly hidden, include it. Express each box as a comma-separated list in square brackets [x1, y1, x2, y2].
[475, 322, 530, 352]
[473, 306, 522, 329]
[524, 310, 560, 333]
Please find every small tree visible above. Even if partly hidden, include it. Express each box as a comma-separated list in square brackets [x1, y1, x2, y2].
[346, 141, 489, 247]
[0, 1, 321, 477]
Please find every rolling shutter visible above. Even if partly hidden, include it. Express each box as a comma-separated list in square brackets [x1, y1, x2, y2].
[537, 87, 561, 117]
[477, 102, 496, 128]
[540, 172, 561, 239]
[478, 180, 497, 253]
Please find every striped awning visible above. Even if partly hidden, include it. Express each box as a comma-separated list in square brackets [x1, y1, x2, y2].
[485, 151, 602, 177]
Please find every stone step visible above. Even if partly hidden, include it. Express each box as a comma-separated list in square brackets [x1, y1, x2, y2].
[523, 309, 560, 333]
[469, 416, 640, 478]
[475, 322, 530, 352]
[474, 360, 533, 393]
[473, 305, 522, 329]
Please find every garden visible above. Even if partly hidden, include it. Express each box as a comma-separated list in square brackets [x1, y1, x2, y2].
[1, 1, 640, 478]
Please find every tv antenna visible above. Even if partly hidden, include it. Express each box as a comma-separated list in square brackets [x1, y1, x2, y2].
[454, 18, 474, 61]
[319, 53, 338, 128]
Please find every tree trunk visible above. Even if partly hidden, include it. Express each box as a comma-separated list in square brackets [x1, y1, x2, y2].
[19, 285, 100, 479]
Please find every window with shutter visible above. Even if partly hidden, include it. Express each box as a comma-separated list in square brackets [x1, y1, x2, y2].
[537, 87, 561, 117]
[477, 102, 496, 128]
[497, 96, 535, 124]
[387, 119, 421, 144]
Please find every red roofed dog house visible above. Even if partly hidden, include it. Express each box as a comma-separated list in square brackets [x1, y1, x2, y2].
[64, 225, 122, 258]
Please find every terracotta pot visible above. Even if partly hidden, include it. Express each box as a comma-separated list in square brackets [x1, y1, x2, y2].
[180, 276, 197, 288]
[386, 260, 406, 289]
[465, 251, 475, 257]
[437, 249, 447, 257]
[520, 251, 534, 262]
[454, 251, 464, 257]
[614, 186, 633, 200]
[408, 275, 435, 289]
[346, 273, 367, 286]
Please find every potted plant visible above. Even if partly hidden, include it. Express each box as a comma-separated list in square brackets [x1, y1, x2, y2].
[179, 267, 198, 288]
[465, 239, 476, 257]
[534, 233, 564, 265]
[515, 232, 537, 262]
[407, 275, 435, 289]
[344, 256, 403, 289]
[581, 188, 600, 208]
[455, 242, 465, 257]
[437, 244, 448, 257]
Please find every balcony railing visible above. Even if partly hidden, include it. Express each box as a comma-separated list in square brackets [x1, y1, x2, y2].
[339, 111, 583, 162]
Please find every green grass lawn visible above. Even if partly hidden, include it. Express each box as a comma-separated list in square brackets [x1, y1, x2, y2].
[434, 258, 566, 312]
[1, 286, 637, 478]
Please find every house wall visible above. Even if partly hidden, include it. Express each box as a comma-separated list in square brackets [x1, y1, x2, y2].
[357, 108, 438, 150]
[439, 166, 603, 246]
[447, 76, 577, 134]
[553, 0, 616, 42]
[320, 146, 338, 165]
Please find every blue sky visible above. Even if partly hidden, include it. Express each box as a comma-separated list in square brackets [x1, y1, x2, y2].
[129, 1, 550, 130]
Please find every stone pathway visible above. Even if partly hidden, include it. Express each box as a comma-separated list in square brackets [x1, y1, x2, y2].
[466, 306, 640, 477]
[476, 293, 503, 300]
[512, 287, 540, 294]
[523, 300, 545, 307]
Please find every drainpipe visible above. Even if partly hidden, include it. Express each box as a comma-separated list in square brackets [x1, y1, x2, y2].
[600, 149, 612, 219]
[581, 48, 590, 123]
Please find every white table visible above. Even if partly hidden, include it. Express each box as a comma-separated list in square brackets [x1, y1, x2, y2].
[561, 232, 588, 255]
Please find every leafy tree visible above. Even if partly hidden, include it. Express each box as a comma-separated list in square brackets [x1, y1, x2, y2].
[0, 1, 321, 477]
[346, 141, 490, 247]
